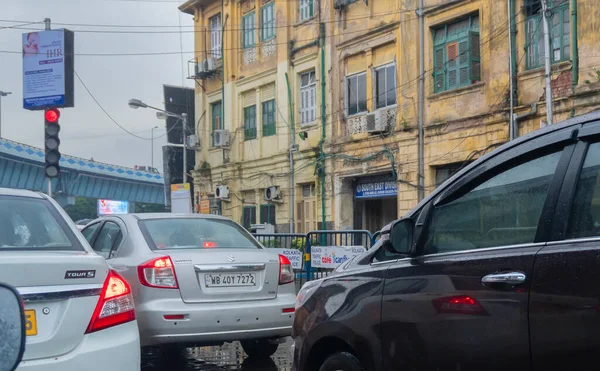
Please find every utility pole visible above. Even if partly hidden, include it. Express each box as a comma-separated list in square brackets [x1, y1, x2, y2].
[541, 0, 553, 125]
[417, 0, 425, 201]
[151, 126, 158, 169]
[182, 113, 188, 185]
[45, 18, 52, 197]
[0, 91, 12, 138]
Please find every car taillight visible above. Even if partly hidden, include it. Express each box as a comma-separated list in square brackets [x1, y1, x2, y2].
[137, 256, 179, 289]
[279, 254, 294, 285]
[85, 270, 136, 334]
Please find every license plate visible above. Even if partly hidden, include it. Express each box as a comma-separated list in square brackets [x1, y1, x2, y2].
[204, 273, 256, 287]
[25, 309, 37, 336]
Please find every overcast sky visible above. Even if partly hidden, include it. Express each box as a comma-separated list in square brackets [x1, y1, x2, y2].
[0, 0, 194, 169]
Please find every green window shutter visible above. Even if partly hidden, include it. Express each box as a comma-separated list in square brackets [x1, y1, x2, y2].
[308, 0, 314, 18]
[244, 105, 257, 140]
[260, 204, 276, 224]
[469, 31, 481, 83]
[447, 42, 459, 89]
[243, 206, 257, 229]
[262, 100, 276, 137]
[457, 39, 469, 86]
[211, 102, 222, 147]
[433, 46, 445, 93]
[261, 3, 275, 41]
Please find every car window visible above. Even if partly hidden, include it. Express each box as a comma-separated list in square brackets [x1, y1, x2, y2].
[82, 223, 101, 242]
[567, 142, 600, 238]
[92, 222, 122, 259]
[423, 151, 562, 254]
[0, 196, 79, 250]
[139, 218, 262, 250]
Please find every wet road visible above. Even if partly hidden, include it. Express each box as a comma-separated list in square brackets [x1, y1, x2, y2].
[142, 338, 293, 371]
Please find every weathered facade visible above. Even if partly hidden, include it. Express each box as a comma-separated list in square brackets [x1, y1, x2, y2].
[181, 0, 600, 234]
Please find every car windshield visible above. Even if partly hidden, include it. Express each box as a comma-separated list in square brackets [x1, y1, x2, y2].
[140, 218, 262, 250]
[0, 196, 78, 250]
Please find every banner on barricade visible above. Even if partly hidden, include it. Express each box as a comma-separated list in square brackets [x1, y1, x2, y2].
[270, 248, 303, 269]
[311, 246, 366, 268]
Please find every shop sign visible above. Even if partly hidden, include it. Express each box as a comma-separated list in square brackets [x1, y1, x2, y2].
[355, 179, 397, 199]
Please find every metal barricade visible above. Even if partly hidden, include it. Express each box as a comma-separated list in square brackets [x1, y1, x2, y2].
[253, 233, 308, 291]
[305, 230, 374, 281]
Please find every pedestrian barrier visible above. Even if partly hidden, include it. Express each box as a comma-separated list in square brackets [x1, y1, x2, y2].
[253, 230, 375, 288]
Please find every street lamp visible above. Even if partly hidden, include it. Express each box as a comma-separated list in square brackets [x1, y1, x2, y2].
[151, 125, 159, 169]
[0, 91, 12, 138]
[128, 98, 188, 185]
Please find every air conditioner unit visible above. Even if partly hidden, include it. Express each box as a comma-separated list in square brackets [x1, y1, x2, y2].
[214, 129, 230, 148]
[196, 58, 217, 75]
[366, 110, 389, 133]
[215, 185, 230, 199]
[264, 186, 281, 201]
[250, 223, 275, 235]
[186, 135, 201, 149]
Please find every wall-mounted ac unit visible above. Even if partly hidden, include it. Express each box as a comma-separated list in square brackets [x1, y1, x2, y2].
[264, 186, 281, 201]
[366, 110, 389, 133]
[213, 129, 230, 148]
[186, 135, 201, 149]
[215, 185, 230, 199]
[196, 57, 217, 75]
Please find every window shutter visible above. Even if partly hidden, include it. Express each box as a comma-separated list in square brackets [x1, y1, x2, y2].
[308, 0, 314, 18]
[433, 47, 445, 92]
[468, 31, 481, 83]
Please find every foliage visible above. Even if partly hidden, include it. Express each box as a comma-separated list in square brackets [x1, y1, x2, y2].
[63, 197, 97, 222]
[584, 68, 600, 84]
[135, 202, 166, 213]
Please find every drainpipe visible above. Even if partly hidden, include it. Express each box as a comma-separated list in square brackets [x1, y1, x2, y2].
[508, 0, 518, 139]
[417, 0, 424, 201]
[285, 73, 295, 233]
[541, 0, 553, 125]
[319, 22, 327, 230]
[221, 8, 227, 163]
[570, 0, 579, 117]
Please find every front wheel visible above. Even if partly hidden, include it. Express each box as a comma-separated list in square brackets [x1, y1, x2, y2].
[319, 352, 365, 371]
[241, 339, 279, 358]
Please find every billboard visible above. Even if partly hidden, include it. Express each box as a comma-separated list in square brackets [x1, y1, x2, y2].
[170, 183, 192, 213]
[311, 246, 366, 269]
[22, 29, 74, 110]
[98, 199, 129, 215]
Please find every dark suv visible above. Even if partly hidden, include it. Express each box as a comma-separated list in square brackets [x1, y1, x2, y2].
[293, 111, 600, 371]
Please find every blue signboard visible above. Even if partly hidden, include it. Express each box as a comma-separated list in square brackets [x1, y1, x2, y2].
[355, 176, 397, 199]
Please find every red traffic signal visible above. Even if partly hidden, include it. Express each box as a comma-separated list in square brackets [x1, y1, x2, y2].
[44, 108, 60, 123]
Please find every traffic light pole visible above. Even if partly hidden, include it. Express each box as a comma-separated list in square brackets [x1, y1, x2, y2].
[46, 17, 52, 197]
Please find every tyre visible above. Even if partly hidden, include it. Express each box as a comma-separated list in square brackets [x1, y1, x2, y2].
[241, 339, 279, 358]
[319, 352, 365, 371]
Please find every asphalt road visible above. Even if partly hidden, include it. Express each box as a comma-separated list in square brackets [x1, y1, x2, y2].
[141, 338, 293, 371]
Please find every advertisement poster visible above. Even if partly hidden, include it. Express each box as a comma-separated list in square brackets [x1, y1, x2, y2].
[98, 199, 129, 215]
[269, 248, 303, 269]
[311, 246, 366, 269]
[22, 29, 74, 110]
[171, 183, 192, 213]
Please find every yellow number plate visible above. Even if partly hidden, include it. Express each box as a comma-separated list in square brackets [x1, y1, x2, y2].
[25, 309, 37, 336]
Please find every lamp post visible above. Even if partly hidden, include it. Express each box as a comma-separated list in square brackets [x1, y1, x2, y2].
[128, 98, 188, 184]
[0, 91, 12, 138]
[151, 125, 159, 169]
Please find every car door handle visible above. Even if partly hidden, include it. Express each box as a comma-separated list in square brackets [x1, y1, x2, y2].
[481, 272, 526, 286]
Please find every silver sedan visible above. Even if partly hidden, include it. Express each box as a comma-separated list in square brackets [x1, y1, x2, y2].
[81, 213, 296, 357]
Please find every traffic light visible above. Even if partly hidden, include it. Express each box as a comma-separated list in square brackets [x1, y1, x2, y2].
[44, 108, 61, 178]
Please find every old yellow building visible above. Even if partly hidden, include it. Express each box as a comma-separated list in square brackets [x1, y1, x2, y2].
[179, 0, 332, 232]
[181, 0, 600, 234]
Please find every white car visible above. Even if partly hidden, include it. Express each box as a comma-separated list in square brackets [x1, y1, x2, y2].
[0, 188, 140, 371]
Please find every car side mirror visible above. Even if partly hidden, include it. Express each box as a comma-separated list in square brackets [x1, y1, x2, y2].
[0, 283, 26, 371]
[389, 219, 414, 255]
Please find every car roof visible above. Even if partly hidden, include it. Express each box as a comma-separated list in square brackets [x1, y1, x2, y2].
[382, 109, 600, 232]
[0, 187, 45, 199]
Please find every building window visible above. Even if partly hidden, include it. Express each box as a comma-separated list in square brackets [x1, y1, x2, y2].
[300, 70, 316, 125]
[374, 63, 397, 109]
[525, 0, 570, 70]
[296, 183, 317, 233]
[435, 162, 470, 188]
[260, 204, 276, 225]
[262, 99, 276, 137]
[299, 0, 314, 21]
[261, 2, 275, 41]
[433, 15, 480, 93]
[242, 11, 256, 48]
[210, 14, 222, 58]
[244, 105, 257, 140]
[242, 206, 256, 230]
[211, 101, 222, 147]
[346, 72, 367, 116]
